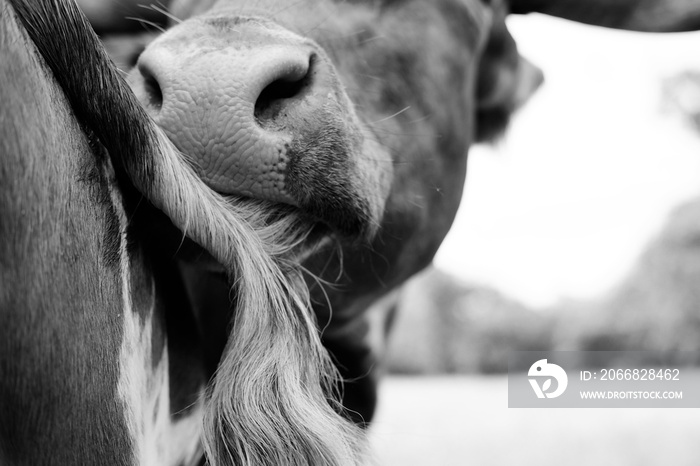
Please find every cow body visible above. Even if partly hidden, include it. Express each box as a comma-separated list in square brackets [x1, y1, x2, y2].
[0, 5, 133, 462]
[0, 2, 211, 464]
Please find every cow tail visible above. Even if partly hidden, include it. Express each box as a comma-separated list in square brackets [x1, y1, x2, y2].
[8, 0, 367, 465]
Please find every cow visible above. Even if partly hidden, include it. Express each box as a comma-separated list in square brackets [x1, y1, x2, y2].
[2, 0, 699, 465]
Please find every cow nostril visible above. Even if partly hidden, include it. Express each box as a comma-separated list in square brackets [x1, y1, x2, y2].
[138, 64, 163, 112]
[254, 54, 315, 125]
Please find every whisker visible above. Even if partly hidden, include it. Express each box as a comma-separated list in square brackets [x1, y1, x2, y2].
[370, 106, 411, 124]
[358, 34, 385, 45]
[355, 73, 385, 83]
[302, 13, 335, 36]
[270, 0, 309, 17]
[126, 16, 166, 33]
[143, 3, 182, 24]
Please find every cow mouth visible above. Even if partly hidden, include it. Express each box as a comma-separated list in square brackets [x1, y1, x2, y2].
[220, 195, 340, 263]
[272, 191, 373, 242]
[243, 198, 336, 251]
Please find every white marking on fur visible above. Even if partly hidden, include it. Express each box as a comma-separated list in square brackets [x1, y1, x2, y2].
[110, 175, 161, 466]
[166, 402, 205, 466]
[116, 300, 171, 466]
[109, 171, 200, 466]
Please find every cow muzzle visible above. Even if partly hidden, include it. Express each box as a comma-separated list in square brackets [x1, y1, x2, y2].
[128, 13, 392, 239]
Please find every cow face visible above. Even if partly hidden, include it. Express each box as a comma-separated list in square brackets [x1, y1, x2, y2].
[129, 0, 538, 254]
[127, 1, 543, 427]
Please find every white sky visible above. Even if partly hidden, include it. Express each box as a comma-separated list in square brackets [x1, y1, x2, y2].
[435, 15, 700, 308]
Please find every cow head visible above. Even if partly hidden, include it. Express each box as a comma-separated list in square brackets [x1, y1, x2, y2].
[117, 3, 700, 288]
[131, 1, 496, 242]
[126, 0, 545, 432]
[127, 0, 541, 323]
[132, 0, 700, 257]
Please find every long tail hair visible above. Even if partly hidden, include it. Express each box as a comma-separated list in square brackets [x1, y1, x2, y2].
[9, 0, 367, 464]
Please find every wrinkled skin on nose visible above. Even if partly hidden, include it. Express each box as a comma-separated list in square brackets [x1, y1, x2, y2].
[129, 12, 392, 238]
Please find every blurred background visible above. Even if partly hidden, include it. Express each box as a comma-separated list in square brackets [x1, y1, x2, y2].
[371, 14, 700, 466]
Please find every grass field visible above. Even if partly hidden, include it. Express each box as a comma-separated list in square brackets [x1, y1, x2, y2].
[370, 376, 700, 466]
